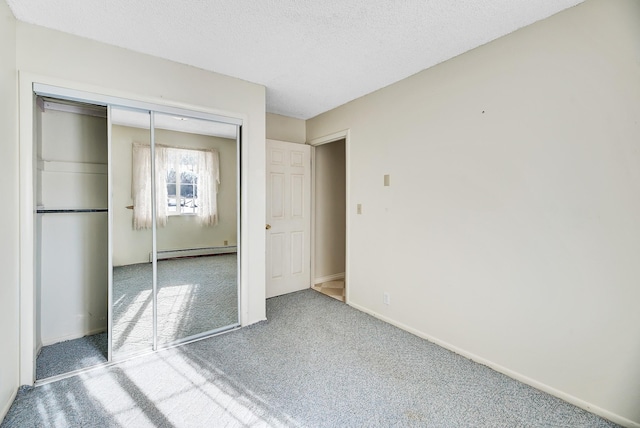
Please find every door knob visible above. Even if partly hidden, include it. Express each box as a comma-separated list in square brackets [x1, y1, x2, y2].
[266, 224, 271, 230]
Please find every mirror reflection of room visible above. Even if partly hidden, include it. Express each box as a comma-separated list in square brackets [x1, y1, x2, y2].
[154, 113, 238, 345]
[111, 110, 238, 360]
[111, 108, 154, 359]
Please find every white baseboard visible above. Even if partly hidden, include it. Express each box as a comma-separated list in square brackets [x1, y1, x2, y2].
[42, 327, 106, 347]
[314, 272, 345, 285]
[0, 387, 18, 424]
[348, 301, 640, 428]
[151, 246, 237, 262]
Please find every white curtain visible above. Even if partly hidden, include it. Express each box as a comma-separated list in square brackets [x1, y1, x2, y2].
[131, 143, 169, 230]
[197, 149, 220, 226]
[155, 146, 169, 227]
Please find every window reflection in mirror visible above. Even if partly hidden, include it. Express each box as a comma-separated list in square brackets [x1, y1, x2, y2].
[153, 113, 239, 346]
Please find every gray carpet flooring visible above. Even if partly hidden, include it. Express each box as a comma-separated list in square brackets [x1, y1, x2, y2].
[112, 254, 238, 358]
[36, 254, 238, 380]
[3, 290, 618, 427]
[36, 333, 108, 380]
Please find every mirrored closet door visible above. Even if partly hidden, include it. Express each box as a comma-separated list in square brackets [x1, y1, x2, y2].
[154, 113, 239, 346]
[33, 85, 241, 382]
[108, 107, 241, 361]
[110, 107, 154, 360]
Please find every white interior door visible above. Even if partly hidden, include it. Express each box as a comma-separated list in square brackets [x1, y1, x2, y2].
[266, 139, 311, 298]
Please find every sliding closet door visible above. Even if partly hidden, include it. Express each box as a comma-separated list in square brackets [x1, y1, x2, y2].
[110, 107, 154, 360]
[153, 113, 240, 346]
[29, 84, 245, 383]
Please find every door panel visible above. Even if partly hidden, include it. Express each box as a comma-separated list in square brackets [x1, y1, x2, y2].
[266, 140, 311, 298]
[290, 231, 304, 275]
[270, 232, 285, 279]
[270, 173, 285, 218]
[291, 174, 304, 217]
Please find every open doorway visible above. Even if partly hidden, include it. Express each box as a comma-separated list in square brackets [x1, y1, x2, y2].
[311, 138, 346, 302]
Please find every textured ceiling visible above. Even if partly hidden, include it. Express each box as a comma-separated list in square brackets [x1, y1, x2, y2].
[7, 0, 583, 119]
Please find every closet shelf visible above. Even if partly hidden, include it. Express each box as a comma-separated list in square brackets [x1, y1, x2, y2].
[37, 160, 108, 175]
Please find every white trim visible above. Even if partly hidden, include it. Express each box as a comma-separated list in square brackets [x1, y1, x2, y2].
[347, 301, 640, 428]
[236, 126, 243, 326]
[307, 129, 350, 303]
[22, 72, 247, 123]
[314, 272, 345, 285]
[151, 246, 238, 262]
[0, 387, 18, 424]
[239, 125, 252, 327]
[107, 105, 114, 363]
[310, 146, 316, 287]
[308, 129, 350, 147]
[19, 73, 36, 386]
[34, 83, 242, 126]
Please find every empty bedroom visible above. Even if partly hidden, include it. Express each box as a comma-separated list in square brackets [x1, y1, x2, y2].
[1, 0, 639, 427]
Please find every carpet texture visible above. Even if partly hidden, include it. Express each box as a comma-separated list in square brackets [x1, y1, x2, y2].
[3, 290, 618, 427]
[36, 333, 108, 380]
[112, 254, 238, 358]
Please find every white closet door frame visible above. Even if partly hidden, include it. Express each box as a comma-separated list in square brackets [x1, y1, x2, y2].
[19, 77, 245, 385]
[107, 106, 113, 362]
[34, 83, 242, 126]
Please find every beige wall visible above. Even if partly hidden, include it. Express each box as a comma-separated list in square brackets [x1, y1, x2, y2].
[15, 21, 266, 384]
[266, 113, 306, 144]
[0, 0, 18, 421]
[307, 0, 640, 425]
[112, 125, 238, 266]
[314, 139, 346, 280]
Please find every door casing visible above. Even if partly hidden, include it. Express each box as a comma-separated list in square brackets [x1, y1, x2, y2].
[308, 130, 350, 304]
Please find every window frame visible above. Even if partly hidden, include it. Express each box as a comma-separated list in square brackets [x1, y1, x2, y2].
[167, 148, 199, 216]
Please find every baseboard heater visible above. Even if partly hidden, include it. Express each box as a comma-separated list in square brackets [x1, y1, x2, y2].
[150, 246, 237, 262]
